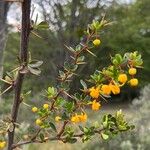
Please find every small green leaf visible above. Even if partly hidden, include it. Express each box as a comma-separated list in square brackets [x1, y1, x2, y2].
[80, 80, 87, 89]
[29, 61, 43, 68]
[28, 66, 41, 75]
[75, 45, 82, 51]
[101, 132, 109, 140]
[59, 70, 65, 78]
[49, 122, 57, 132]
[83, 127, 89, 134]
[67, 138, 77, 144]
[47, 87, 56, 98]
[55, 97, 65, 106]
[39, 133, 45, 141]
[112, 59, 118, 65]
[77, 56, 85, 62]
[93, 121, 100, 128]
[79, 125, 84, 132]
[62, 112, 69, 120]
[65, 101, 74, 112]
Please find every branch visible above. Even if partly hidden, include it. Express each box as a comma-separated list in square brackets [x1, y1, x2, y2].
[12, 128, 104, 148]
[12, 137, 58, 149]
[7, 0, 31, 149]
[57, 121, 68, 138]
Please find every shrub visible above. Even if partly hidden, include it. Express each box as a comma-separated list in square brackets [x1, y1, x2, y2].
[0, 1, 143, 149]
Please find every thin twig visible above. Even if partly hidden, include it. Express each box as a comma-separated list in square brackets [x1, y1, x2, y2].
[57, 121, 68, 138]
[12, 128, 104, 148]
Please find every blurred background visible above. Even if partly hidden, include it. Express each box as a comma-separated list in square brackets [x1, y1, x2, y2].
[0, 0, 150, 149]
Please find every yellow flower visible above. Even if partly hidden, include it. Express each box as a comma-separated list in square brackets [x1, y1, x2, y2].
[79, 113, 87, 122]
[35, 119, 42, 126]
[71, 113, 87, 123]
[32, 107, 38, 113]
[43, 104, 49, 109]
[71, 114, 80, 123]
[89, 87, 100, 98]
[129, 68, 137, 75]
[110, 84, 120, 95]
[0, 141, 6, 149]
[93, 39, 101, 46]
[101, 84, 111, 95]
[129, 78, 138, 86]
[118, 74, 128, 83]
[55, 116, 61, 122]
[92, 100, 101, 111]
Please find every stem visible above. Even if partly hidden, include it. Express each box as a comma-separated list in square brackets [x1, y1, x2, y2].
[12, 128, 104, 148]
[57, 121, 68, 138]
[7, 0, 31, 149]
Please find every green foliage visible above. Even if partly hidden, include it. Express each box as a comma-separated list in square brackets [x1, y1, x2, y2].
[46, 86, 57, 99]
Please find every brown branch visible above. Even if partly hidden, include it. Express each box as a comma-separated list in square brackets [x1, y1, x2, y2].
[12, 137, 58, 149]
[7, 0, 31, 149]
[50, 89, 63, 111]
[12, 128, 104, 149]
[57, 121, 68, 138]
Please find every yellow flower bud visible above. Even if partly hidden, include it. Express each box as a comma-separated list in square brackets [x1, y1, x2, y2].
[129, 78, 138, 86]
[129, 68, 137, 75]
[93, 39, 101, 46]
[55, 116, 61, 122]
[0, 141, 6, 149]
[32, 107, 38, 113]
[43, 104, 49, 109]
[118, 74, 128, 83]
[35, 119, 42, 126]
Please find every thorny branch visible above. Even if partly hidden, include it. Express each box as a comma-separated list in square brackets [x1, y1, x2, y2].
[7, 0, 31, 149]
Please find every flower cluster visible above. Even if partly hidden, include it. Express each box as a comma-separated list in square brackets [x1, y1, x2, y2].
[87, 51, 142, 114]
[89, 83, 120, 99]
[32, 103, 50, 127]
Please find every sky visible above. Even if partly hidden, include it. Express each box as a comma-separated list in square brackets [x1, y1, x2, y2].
[7, 1, 42, 30]
[7, 0, 133, 31]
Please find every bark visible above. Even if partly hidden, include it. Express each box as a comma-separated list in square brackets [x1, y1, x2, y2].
[7, 0, 31, 149]
[0, 0, 9, 101]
